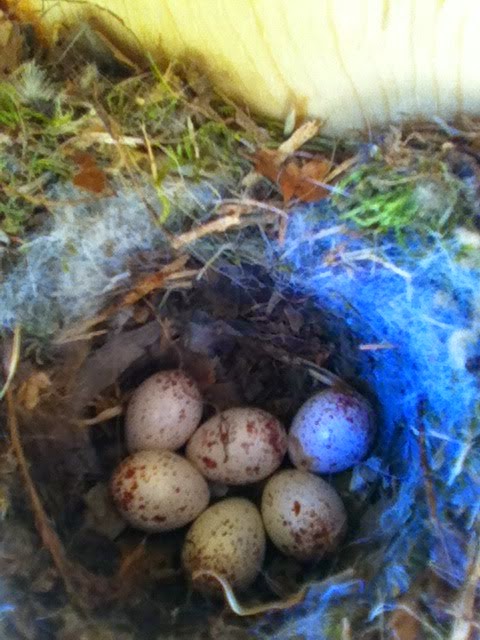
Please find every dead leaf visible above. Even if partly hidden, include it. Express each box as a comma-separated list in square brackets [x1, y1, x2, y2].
[294, 158, 331, 201]
[72, 152, 108, 194]
[253, 148, 282, 183]
[277, 161, 300, 202]
[278, 157, 331, 203]
[17, 371, 52, 411]
[253, 147, 332, 203]
[73, 321, 161, 411]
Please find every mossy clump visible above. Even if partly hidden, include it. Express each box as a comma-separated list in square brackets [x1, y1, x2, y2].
[332, 140, 476, 239]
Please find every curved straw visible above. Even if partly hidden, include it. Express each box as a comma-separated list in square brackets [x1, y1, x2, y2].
[191, 569, 307, 616]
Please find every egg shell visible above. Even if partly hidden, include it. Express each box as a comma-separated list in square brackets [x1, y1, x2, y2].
[186, 407, 287, 485]
[125, 370, 203, 453]
[182, 497, 266, 592]
[261, 469, 347, 562]
[110, 450, 209, 532]
[288, 389, 375, 474]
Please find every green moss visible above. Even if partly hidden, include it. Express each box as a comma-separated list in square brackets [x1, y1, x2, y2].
[332, 153, 469, 239]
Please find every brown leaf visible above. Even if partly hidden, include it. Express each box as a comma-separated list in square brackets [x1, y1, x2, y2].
[294, 158, 331, 202]
[278, 157, 331, 203]
[72, 152, 107, 194]
[254, 143, 332, 203]
[278, 161, 301, 202]
[253, 148, 282, 182]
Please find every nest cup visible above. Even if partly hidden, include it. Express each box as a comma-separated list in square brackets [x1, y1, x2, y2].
[0, 59, 479, 640]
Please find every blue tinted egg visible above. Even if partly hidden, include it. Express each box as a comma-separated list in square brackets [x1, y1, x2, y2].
[288, 389, 375, 474]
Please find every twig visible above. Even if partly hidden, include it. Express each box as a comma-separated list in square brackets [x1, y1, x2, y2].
[171, 209, 277, 250]
[217, 198, 288, 219]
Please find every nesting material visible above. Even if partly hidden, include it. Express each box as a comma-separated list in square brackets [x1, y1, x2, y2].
[0, 47, 479, 640]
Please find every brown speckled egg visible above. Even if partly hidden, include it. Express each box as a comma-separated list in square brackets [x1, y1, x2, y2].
[186, 407, 287, 485]
[288, 389, 375, 474]
[182, 497, 265, 593]
[110, 450, 209, 532]
[126, 370, 203, 453]
[261, 470, 347, 562]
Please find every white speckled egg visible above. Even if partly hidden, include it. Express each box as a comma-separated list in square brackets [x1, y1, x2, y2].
[125, 370, 203, 453]
[186, 407, 287, 485]
[288, 389, 375, 474]
[110, 450, 209, 532]
[182, 497, 266, 592]
[261, 469, 347, 561]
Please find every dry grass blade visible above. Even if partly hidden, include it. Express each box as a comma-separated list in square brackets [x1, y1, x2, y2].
[74, 404, 123, 427]
[278, 120, 322, 158]
[191, 570, 307, 616]
[6, 391, 75, 597]
[0, 325, 21, 401]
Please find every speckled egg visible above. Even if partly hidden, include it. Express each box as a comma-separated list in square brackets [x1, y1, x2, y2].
[182, 497, 266, 592]
[186, 407, 287, 484]
[110, 450, 209, 532]
[261, 469, 347, 561]
[288, 389, 375, 473]
[125, 370, 203, 453]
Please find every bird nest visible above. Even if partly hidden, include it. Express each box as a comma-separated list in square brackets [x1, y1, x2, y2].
[0, 21, 479, 640]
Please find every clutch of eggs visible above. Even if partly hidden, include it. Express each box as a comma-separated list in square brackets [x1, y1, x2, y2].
[110, 368, 376, 591]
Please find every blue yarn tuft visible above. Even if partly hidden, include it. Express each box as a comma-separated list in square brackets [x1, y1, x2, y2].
[264, 203, 480, 637]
